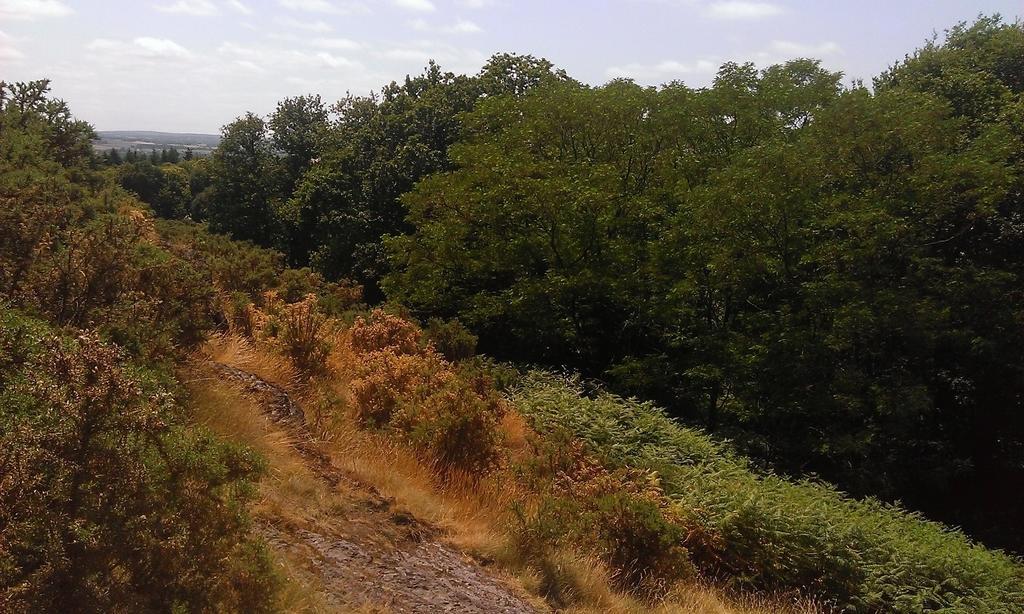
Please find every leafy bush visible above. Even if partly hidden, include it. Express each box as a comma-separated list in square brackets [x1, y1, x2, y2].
[0, 185, 216, 360]
[0, 308, 277, 612]
[424, 317, 478, 362]
[346, 311, 502, 473]
[349, 308, 422, 355]
[513, 440, 693, 598]
[511, 372, 1024, 613]
[275, 293, 332, 375]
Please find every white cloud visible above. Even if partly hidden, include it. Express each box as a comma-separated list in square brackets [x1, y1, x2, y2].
[606, 58, 719, 81]
[155, 0, 219, 15]
[87, 37, 194, 61]
[219, 40, 363, 71]
[607, 38, 842, 84]
[376, 40, 485, 71]
[0, 45, 26, 60]
[762, 40, 842, 57]
[458, 0, 496, 6]
[705, 1, 782, 19]
[750, 40, 842, 66]
[217, 41, 261, 58]
[393, 0, 435, 12]
[225, 0, 252, 14]
[136, 37, 194, 58]
[278, 0, 367, 13]
[0, 0, 72, 20]
[280, 0, 333, 11]
[446, 18, 482, 33]
[235, 59, 265, 72]
[409, 18, 482, 34]
[281, 17, 334, 31]
[311, 51, 359, 68]
[312, 37, 363, 50]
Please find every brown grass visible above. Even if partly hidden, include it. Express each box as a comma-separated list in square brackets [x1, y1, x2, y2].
[188, 330, 819, 614]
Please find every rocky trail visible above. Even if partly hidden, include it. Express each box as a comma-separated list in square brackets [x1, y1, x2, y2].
[210, 363, 540, 614]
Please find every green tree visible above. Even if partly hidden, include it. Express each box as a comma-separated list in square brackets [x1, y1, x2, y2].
[269, 94, 328, 193]
[206, 112, 282, 245]
[282, 55, 569, 298]
[384, 30, 1024, 552]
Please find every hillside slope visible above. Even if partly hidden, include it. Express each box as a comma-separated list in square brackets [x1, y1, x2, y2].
[187, 334, 806, 613]
[194, 359, 540, 613]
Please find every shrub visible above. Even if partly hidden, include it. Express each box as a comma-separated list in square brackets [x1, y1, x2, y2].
[0, 186, 217, 360]
[349, 308, 422, 355]
[346, 314, 503, 473]
[0, 308, 277, 611]
[275, 294, 331, 375]
[425, 317, 478, 362]
[224, 291, 261, 337]
[349, 349, 451, 426]
[510, 372, 1024, 613]
[399, 379, 503, 474]
[513, 440, 693, 598]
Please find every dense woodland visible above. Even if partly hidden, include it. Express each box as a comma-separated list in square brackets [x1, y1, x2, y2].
[3, 14, 1024, 614]
[107, 17, 1024, 553]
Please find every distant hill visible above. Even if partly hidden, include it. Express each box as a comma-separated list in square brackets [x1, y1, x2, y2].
[94, 130, 220, 155]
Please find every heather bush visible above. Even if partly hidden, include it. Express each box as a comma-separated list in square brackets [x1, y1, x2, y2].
[399, 379, 503, 473]
[156, 219, 282, 302]
[0, 186, 216, 360]
[346, 312, 502, 472]
[511, 372, 1024, 613]
[0, 308, 277, 612]
[349, 349, 451, 426]
[224, 291, 261, 337]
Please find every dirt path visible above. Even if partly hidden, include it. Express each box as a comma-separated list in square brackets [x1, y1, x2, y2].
[210, 363, 541, 614]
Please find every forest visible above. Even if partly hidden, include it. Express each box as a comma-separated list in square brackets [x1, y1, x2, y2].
[2, 13, 1024, 614]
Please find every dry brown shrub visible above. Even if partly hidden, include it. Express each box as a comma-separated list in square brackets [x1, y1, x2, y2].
[276, 294, 331, 375]
[349, 309, 422, 355]
[345, 313, 503, 474]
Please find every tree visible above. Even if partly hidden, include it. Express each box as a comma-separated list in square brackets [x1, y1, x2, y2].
[269, 94, 328, 193]
[384, 31, 1024, 552]
[205, 113, 282, 246]
[280, 55, 570, 298]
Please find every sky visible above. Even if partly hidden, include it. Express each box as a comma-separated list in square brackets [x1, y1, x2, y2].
[1, 0, 1021, 133]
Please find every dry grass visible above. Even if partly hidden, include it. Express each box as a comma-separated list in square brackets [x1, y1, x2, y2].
[188, 332, 819, 614]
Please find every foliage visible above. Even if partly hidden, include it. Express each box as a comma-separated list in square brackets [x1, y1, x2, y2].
[385, 18, 1024, 552]
[0, 80, 282, 610]
[346, 310, 503, 473]
[269, 293, 333, 375]
[196, 55, 569, 299]
[513, 440, 693, 599]
[424, 317, 478, 362]
[206, 112, 283, 246]
[0, 180, 215, 362]
[0, 308, 277, 612]
[511, 373, 1024, 613]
